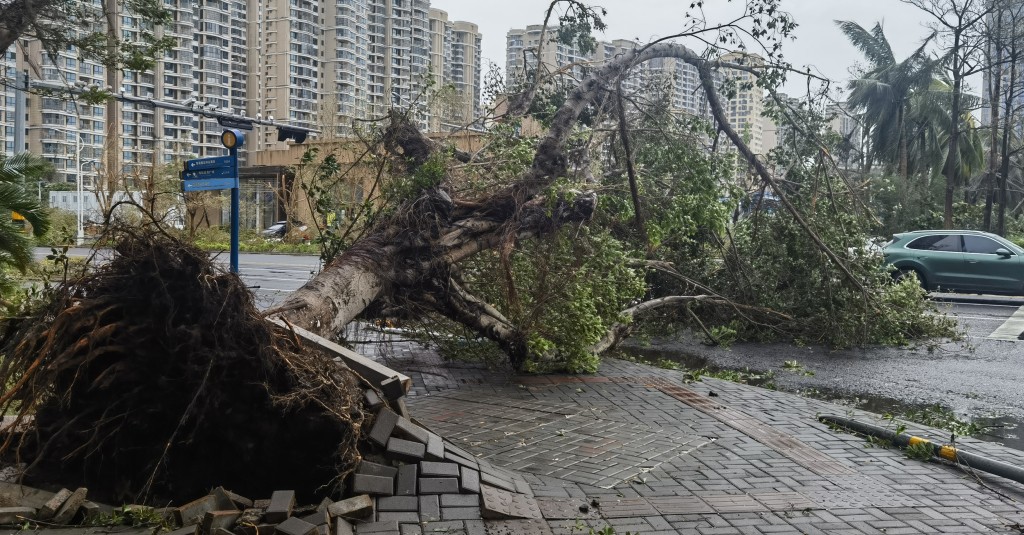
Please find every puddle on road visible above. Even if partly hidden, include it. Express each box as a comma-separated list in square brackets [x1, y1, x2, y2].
[616, 346, 1024, 453]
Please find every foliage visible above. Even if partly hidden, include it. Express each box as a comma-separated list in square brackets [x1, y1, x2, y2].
[37, 208, 79, 246]
[466, 227, 645, 373]
[2, 0, 176, 80]
[683, 366, 776, 389]
[901, 404, 983, 438]
[0, 153, 52, 305]
[904, 440, 935, 461]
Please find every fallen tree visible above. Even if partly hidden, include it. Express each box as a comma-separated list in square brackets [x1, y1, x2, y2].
[268, 41, 855, 368]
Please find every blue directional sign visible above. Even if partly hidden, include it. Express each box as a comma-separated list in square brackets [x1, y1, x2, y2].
[183, 129, 246, 273]
[185, 156, 235, 171]
[182, 166, 236, 181]
[183, 177, 238, 192]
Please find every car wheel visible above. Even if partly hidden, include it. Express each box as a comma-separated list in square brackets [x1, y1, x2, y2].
[895, 268, 927, 290]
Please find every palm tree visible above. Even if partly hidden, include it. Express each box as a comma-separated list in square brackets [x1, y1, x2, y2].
[0, 153, 51, 274]
[838, 21, 940, 178]
[902, 77, 984, 182]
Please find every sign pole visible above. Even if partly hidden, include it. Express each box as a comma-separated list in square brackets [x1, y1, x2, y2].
[230, 146, 240, 274]
[183, 131, 244, 273]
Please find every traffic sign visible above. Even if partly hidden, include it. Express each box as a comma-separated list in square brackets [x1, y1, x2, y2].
[183, 177, 238, 192]
[185, 156, 235, 171]
[182, 166, 236, 181]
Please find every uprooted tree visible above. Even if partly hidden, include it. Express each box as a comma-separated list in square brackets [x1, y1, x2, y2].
[268, 19, 954, 371]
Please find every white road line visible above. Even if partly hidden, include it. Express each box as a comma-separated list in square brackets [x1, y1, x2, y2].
[988, 305, 1024, 341]
[952, 316, 1016, 322]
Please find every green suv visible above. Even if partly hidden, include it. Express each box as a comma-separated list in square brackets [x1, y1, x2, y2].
[882, 230, 1024, 295]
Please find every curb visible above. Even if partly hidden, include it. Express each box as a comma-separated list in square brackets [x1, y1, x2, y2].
[929, 293, 1024, 307]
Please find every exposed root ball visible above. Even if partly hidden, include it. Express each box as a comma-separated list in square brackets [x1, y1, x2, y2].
[0, 229, 365, 503]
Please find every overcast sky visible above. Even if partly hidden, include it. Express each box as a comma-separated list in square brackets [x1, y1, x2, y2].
[431, 0, 949, 96]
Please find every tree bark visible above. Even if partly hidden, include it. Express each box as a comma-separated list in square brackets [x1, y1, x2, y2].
[984, 10, 1003, 232]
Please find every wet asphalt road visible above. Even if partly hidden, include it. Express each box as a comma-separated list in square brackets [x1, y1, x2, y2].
[626, 296, 1024, 447]
[36, 247, 322, 310]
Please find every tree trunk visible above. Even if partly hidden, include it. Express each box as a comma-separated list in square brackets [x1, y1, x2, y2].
[984, 9, 1003, 232]
[898, 103, 909, 179]
[943, 33, 965, 230]
[998, 51, 1018, 236]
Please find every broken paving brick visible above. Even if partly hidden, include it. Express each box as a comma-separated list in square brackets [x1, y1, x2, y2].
[52, 488, 88, 524]
[364, 389, 384, 410]
[176, 495, 220, 527]
[351, 474, 394, 496]
[315, 497, 332, 513]
[74, 501, 103, 524]
[376, 511, 419, 523]
[326, 495, 374, 519]
[417, 478, 459, 494]
[440, 507, 482, 521]
[334, 518, 354, 535]
[236, 508, 263, 527]
[424, 433, 444, 461]
[264, 490, 296, 523]
[395, 397, 411, 419]
[356, 460, 398, 479]
[417, 496, 439, 522]
[480, 485, 542, 520]
[479, 472, 516, 493]
[300, 509, 330, 526]
[316, 524, 330, 535]
[440, 495, 479, 508]
[0, 507, 36, 524]
[38, 488, 72, 520]
[386, 437, 426, 462]
[392, 417, 429, 445]
[442, 451, 477, 470]
[380, 376, 405, 401]
[460, 467, 480, 494]
[211, 487, 250, 510]
[163, 525, 197, 535]
[353, 520, 399, 533]
[275, 515, 317, 535]
[376, 496, 417, 512]
[395, 464, 417, 496]
[418, 461, 459, 478]
[368, 408, 400, 447]
[201, 510, 242, 534]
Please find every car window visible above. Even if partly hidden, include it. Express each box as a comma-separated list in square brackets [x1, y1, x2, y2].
[964, 235, 1012, 254]
[906, 234, 961, 252]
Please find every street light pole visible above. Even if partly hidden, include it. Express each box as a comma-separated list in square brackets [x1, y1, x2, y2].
[28, 125, 87, 244]
[76, 133, 84, 246]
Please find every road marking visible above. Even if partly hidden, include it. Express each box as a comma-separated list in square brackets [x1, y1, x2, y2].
[946, 311, 1011, 319]
[988, 305, 1024, 341]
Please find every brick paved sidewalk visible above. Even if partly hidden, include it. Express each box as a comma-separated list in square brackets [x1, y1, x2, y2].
[356, 336, 1024, 534]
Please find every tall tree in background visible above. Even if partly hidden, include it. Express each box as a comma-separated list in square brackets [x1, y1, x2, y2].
[838, 21, 940, 178]
[901, 0, 995, 229]
[981, 1, 1024, 235]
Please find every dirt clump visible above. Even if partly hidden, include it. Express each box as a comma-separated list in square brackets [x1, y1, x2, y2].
[0, 228, 366, 504]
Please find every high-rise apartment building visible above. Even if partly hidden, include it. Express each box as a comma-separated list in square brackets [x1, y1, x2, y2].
[246, 0, 481, 150]
[505, 28, 716, 122]
[719, 52, 766, 158]
[506, 25, 592, 86]
[5, 0, 482, 181]
[428, 9, 481, 129]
